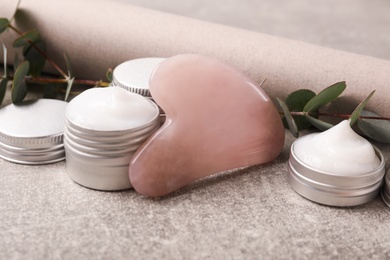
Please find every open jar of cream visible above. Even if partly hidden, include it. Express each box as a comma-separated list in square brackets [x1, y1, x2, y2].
[64, 87, 160, 190]
[287, 120, 385, 207]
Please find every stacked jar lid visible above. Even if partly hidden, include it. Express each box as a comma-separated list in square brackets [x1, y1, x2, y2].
[112, 58, 165, 119]
[112, 57, 165, 98]
[64, 87, 160, 191]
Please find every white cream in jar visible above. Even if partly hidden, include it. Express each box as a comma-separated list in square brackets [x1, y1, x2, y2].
[64, 87, 160, 191]
[294, 120, 380, 175]
[66, 86, 158, 130]
[288, 120, 385, 207]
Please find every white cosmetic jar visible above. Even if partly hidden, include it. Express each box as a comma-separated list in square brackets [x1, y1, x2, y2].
[112, 57, 165, 97]
[0, 99, 67, 164]
[64, 87, 160, 191]
[288, 139, 386, 207]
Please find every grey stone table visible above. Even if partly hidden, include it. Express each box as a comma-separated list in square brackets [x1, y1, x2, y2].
[1, 91, 389, 259]
[1, 0, 390, 259]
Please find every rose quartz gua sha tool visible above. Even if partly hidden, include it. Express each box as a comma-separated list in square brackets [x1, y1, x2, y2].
[129, 54, 285, 196]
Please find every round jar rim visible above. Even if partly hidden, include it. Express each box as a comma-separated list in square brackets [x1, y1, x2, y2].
[290, 141, 385, 179]
[112, 57, 165, 97]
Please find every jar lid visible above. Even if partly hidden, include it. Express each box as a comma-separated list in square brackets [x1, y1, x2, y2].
[112, 57, 165, 97]
[381, 168, 390, 207]
[0, 99, 68, 164]
[287, 140, 386, 207]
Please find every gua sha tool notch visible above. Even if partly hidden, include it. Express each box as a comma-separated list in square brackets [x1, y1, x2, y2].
[129, 54, 285, 196]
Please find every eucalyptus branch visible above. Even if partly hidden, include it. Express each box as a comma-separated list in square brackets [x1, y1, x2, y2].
[0, 17, 113, 104]
[7, 23, 68, 78]
[288, 111, 390, 121]
[25, 77, 110, 87]
[278, 82, 390, 143]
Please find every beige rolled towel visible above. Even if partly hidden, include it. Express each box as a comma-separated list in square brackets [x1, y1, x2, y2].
[0, 0, 389, 115]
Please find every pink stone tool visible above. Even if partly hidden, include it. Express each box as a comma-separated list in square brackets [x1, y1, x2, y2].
[129, 54, 285, 196]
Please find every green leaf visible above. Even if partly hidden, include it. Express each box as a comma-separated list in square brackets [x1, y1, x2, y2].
[106, 68, 113, 82]
[64, 77, 75, 102]
[357, 110, 390, 144]
[0, 78, 8, 106]
[64, 51, 73, 78]
[277, 97, 299, 137]
[349, 90, 375, 126]
[283, 89, 316, 130]
[2, 43, 7, 78]
[13, 52, 21, 73]
[303, 81, 346, 113]
[23, 40, 46, 77]
[0, 18, 9, 34]
[13, 29, 41, 48]
[12, 61, 29, 104]
[305, 115, 334, 131]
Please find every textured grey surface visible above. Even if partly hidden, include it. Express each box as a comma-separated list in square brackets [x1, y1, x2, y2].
[1, 1, 390, 259]
[1, 131, 390, 259]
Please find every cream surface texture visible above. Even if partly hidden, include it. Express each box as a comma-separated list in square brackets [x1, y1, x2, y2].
[0, 0, 389, 116]
[66, 87, 158, 131]
[294, 120, 381, 175]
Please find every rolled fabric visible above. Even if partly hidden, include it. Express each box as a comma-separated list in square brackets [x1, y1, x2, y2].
[0, 0, 389, 115]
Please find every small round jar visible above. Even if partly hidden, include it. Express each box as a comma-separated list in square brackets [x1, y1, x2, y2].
[288, 140, 385, 207]
[381, 168, 390, 207]
[0, 99, 68, 164]
[112, 57, 165, 98]
[64, 87, 160, 191]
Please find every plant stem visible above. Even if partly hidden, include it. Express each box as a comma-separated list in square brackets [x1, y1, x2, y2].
[288, 111, 390, 121]
[25, 77, 110, 87]
[7, 23, 68, 78]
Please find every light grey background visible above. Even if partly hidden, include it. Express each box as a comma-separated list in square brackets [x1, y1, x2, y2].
[116, 0, 390, 60]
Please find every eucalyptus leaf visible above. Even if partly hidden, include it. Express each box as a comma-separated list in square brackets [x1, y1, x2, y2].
[106, 68, 113, 82]
[13, 52, 21, 73]
[2, 43, 7, 77]
[303, 81, 346, 113]
[13, 29, 41, 48]
[0, 18, 9, 34]
[277, 97, 299, 137]
[0, 78, 8, 106]
[64, 77, 75, 102]
[349, 90, 375, 126]
[305, 115, 334, 131]
[23, 40, 46, 77]
[64, 51, 73, 78]
[12, 61, 29, 104]
[283, 89, 316, 130]
[357, 110, 390, 144]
